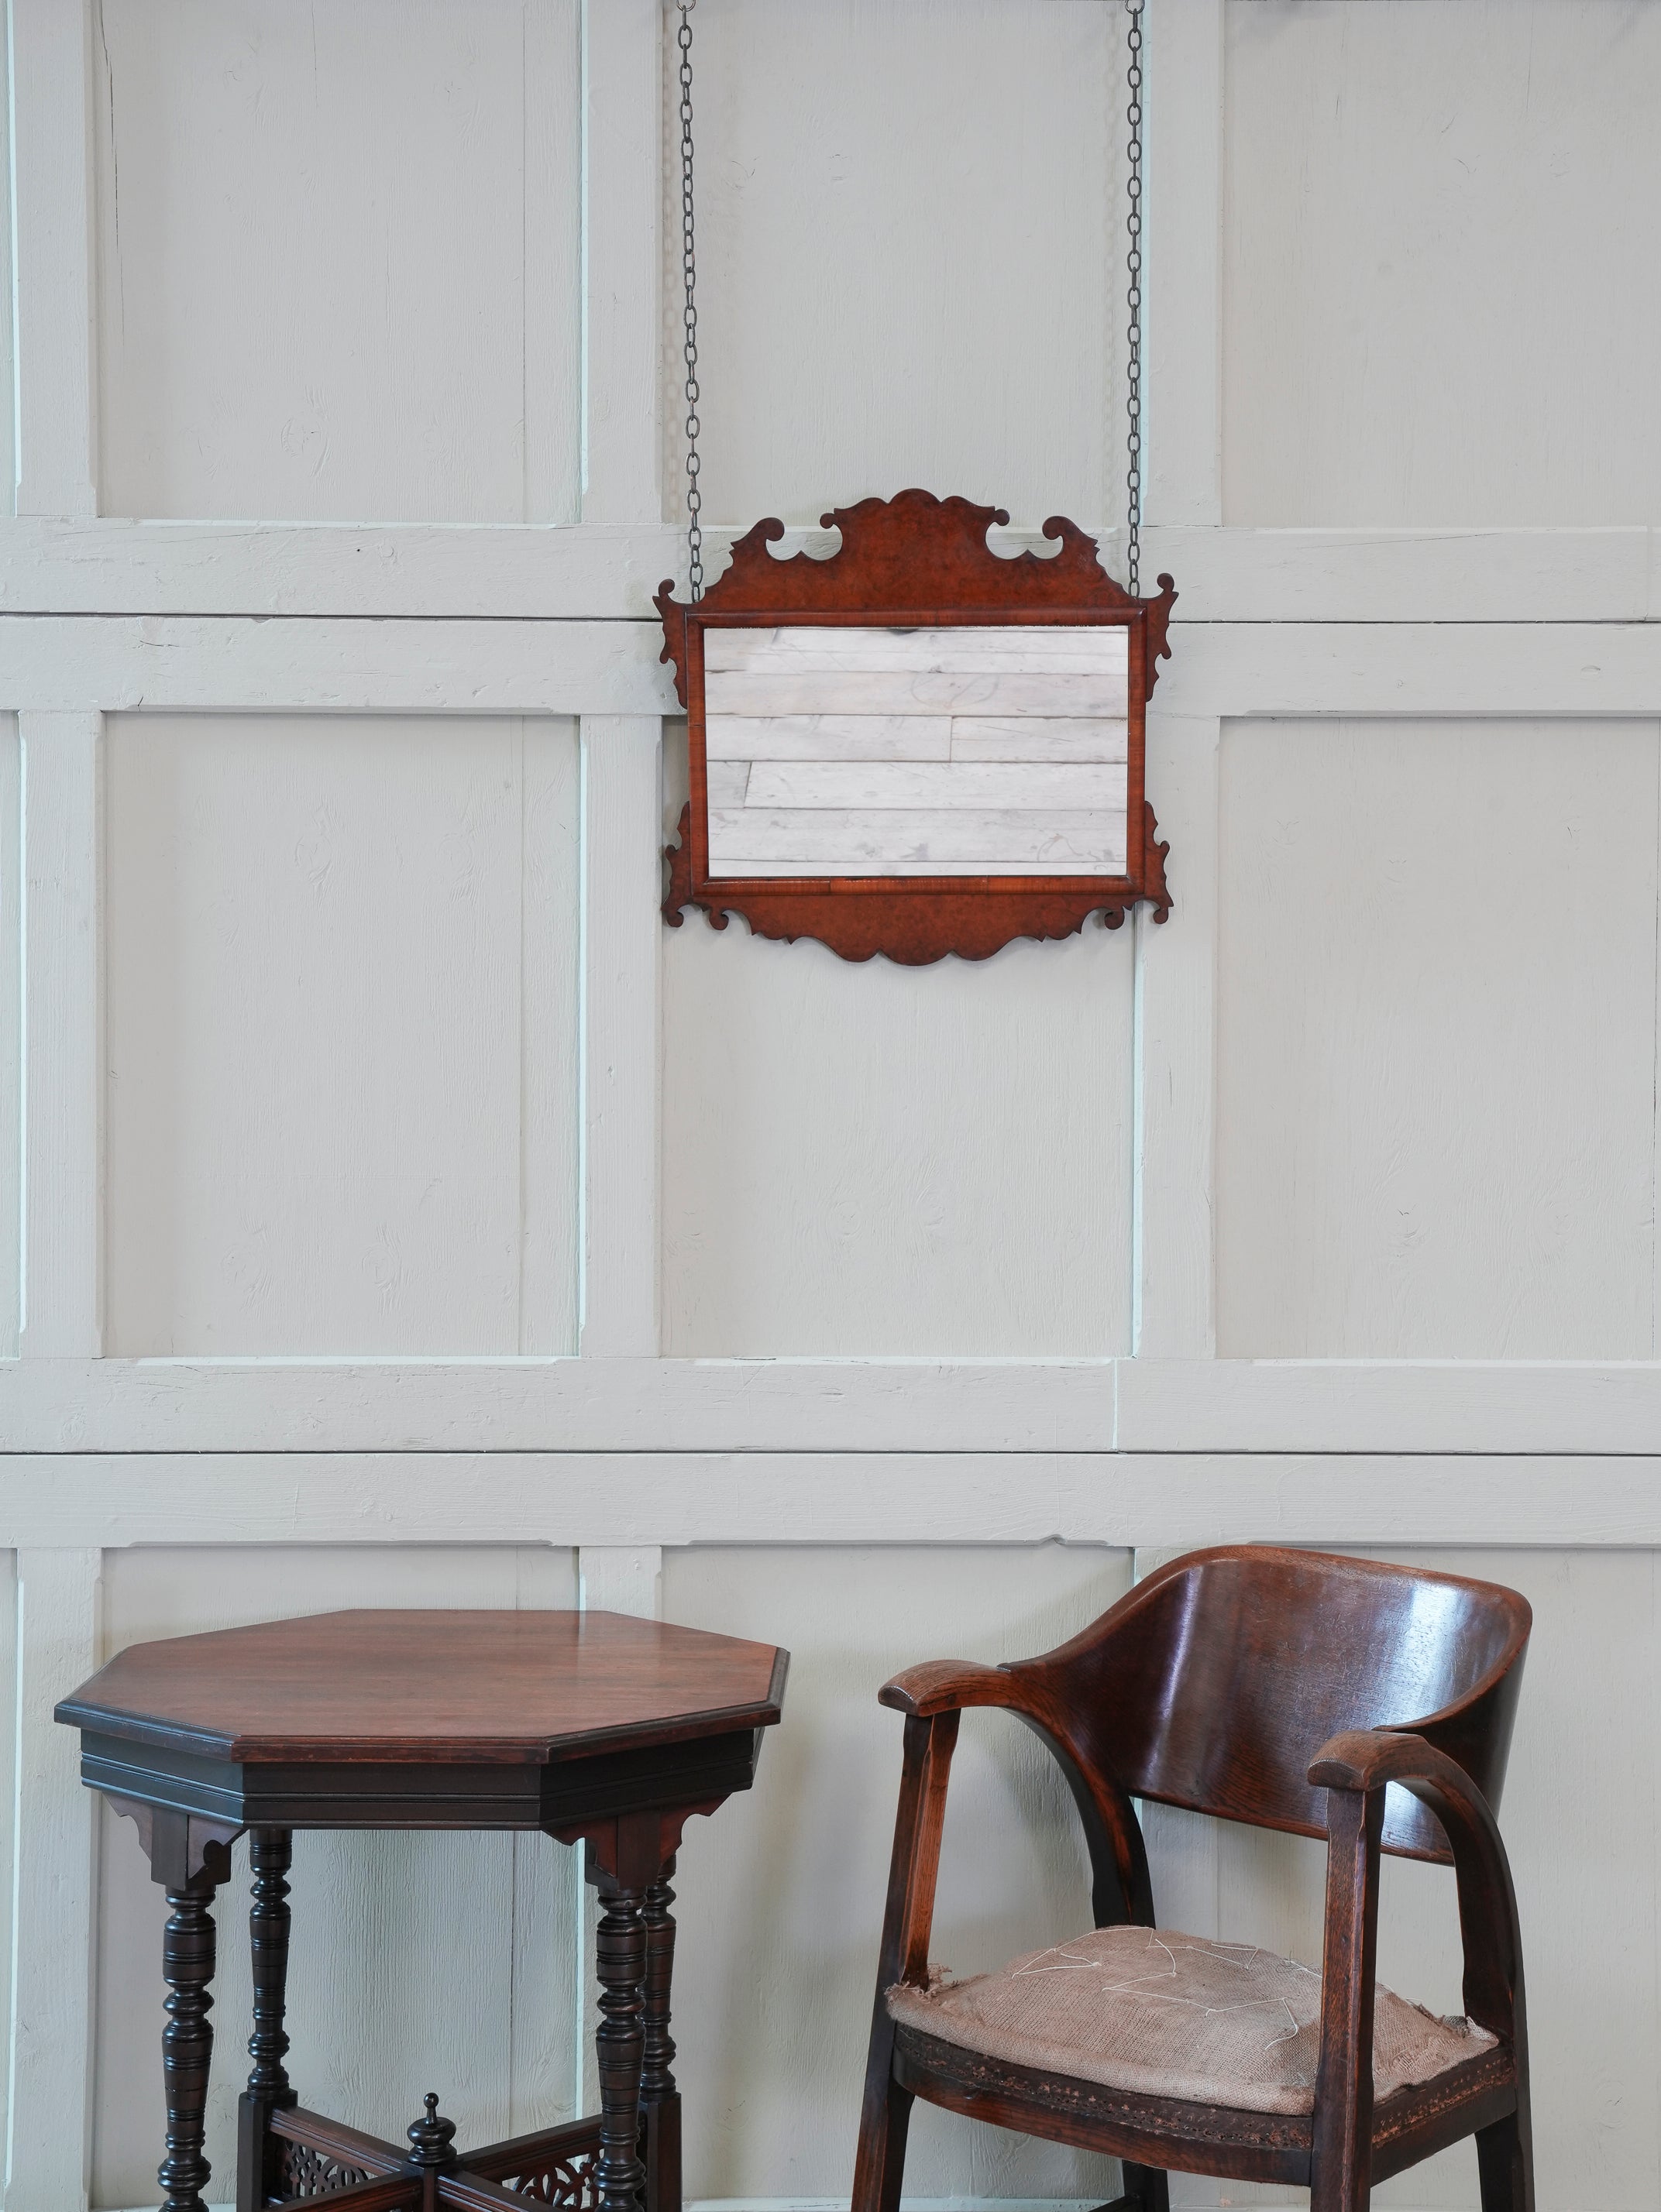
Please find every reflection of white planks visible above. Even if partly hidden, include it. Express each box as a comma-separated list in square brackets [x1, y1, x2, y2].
[703, 624, 1131, 877]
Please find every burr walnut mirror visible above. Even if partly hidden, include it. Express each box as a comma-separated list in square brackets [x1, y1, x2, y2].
[656, 489, 1177, 965]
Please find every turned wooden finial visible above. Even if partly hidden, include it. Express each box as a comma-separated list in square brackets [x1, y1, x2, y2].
[405, 2094, 457, 2170]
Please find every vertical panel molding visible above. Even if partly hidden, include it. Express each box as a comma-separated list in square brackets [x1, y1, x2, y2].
[1133, 715, 1219, 1358]
[9, 0, 98, 517]
[580, 0, 661, 525]
[1144, 0, 1223, 527]
[5, 1548, 100, 2212]
[579, 719, 662, 1357]
[19, 713, 101, 1359]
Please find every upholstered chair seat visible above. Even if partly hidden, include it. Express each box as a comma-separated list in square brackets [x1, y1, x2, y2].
[886, 1925, 1495, 2118]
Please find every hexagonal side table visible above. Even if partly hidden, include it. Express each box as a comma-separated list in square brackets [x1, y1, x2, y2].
[56, 1609, 789, 2212]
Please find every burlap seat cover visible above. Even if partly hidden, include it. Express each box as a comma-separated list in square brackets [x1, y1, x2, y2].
[886, 1925, 1496, 2117]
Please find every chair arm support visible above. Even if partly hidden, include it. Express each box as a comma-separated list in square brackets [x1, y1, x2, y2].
[1309, 1726, 1486, 1799]
[879, 1661, 1154, 1931]
[879, 1661, 1040, 1719]
[1309, 1729, 1524, 2045]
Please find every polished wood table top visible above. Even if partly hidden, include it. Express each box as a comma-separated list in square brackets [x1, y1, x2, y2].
[60, 1606, 788, 1760]
[56, 1608, 789, 2212]
[58, 1606, 789, 1846]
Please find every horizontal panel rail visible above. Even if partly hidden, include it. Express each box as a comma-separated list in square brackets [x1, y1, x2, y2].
[3, 522, 1657, 623]
[6, 1355, 1661, 1456]
[0, 1449, 1657, 1548]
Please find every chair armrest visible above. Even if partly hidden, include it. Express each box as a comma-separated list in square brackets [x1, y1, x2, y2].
[879, 1661, 1041, 1718]
[1310, 1726, 1489, 1801]
[879, 1659, 1154, 1929]
[1309, 1728, 1524, 2045]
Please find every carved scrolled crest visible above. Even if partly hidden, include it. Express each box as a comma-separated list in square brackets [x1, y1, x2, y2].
[657, 489, 1177, 704]
[658, 489, 1177, 963]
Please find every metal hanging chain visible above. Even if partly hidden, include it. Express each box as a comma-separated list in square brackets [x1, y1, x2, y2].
[676, 0, 1139, 600]
[677, 0, 703, 601]
[1125, 0, 1144, 599]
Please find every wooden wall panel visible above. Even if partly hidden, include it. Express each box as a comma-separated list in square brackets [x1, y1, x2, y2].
[102, 715, 580, 1355]
[1215, 719, 1659, 1359]
[91, 0, 581, 524]
[669, 0, 1119, 531]
[659, 1544, 1132, 2203]
[1223, 0, 1661, 526]
[0, 1551, 17, 2182]
[90, 1545, 581, 2211]
[660, 833, 1136, 1356]
[0, 22, 13, 518]
[0, 719, 19, 1355]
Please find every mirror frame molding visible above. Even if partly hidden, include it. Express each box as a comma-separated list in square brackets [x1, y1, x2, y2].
[656, 489, 1176, 965]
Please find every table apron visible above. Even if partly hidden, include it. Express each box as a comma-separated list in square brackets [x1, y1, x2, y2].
[80, 1727, 763, 1831]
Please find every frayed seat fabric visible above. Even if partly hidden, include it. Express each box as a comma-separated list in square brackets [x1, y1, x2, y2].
[886, 1926, 1497, 2118]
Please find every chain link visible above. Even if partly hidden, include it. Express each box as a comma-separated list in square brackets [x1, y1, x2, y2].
[676, 0, 703, 601]
[1125, 0, 1143, 599]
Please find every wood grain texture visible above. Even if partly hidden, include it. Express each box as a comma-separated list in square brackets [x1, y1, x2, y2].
[739, 764, 1123, 811]
[706, 807, 1126, 871]
[93, 0, 581, 524]
[1215, 718, 1660, 1358]
[705, 627, 1130, 878]
[861, 1548, 1532, 2212]
[1224, 0, 1661, 527]
[707, 671, 1131, 719]
[707, 716, 1130, 768]
[89, 1547, 584, 2211]
[59, 1608, 785, 1763]
[658, 493, 1174, 958]
[705, 628, 1130, 676]
[662, 0, 1119, 529]
[102, 714, 580, 1356]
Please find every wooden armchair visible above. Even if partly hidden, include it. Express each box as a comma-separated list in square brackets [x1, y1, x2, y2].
[852, 1546, 1532, 2212]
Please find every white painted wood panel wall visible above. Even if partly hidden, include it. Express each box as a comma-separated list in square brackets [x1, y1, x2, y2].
[3, 5, 1661, 2212]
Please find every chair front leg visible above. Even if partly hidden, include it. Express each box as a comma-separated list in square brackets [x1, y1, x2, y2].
[851, 1710, 960, 2212]
[1309, 1784, 1384, 2212]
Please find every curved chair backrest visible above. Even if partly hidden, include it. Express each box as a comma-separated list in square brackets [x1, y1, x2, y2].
[1027, 1546, 1531, 1860]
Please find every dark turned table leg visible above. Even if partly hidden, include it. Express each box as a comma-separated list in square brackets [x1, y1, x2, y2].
[160, 1881, 221, 2212]
[238, 1829, 297, 2212]
[593, 1879, 648, 2212]
[641, 1860, 681, 2212]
